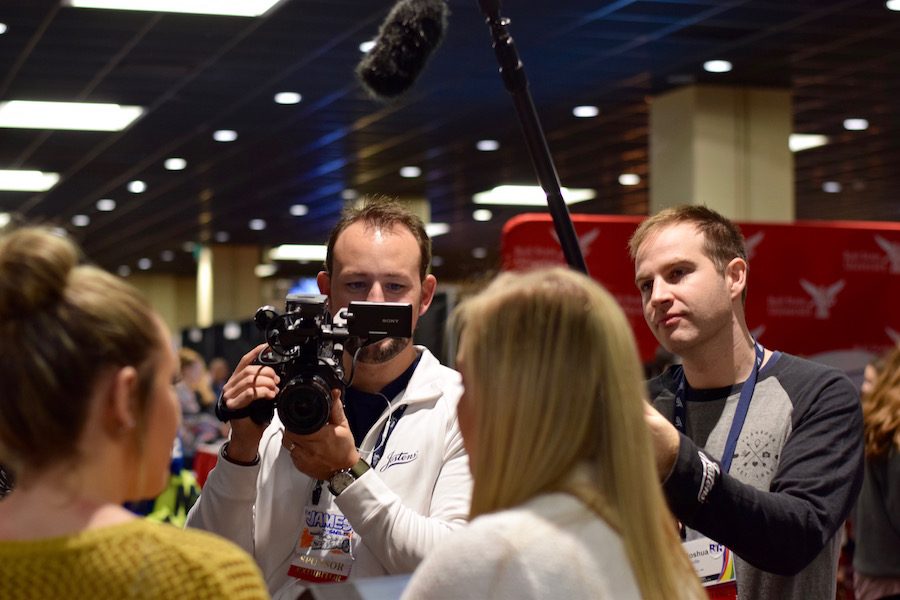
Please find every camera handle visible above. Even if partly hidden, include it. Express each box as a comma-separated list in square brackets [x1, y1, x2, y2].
[213, 347, 283, 425]
[214, 393, 275, 425]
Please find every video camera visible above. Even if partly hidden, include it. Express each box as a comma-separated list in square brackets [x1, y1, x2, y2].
[215, 294, 413, 434]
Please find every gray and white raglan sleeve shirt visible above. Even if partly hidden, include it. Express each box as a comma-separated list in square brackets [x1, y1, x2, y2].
[649, 353, 864, 600]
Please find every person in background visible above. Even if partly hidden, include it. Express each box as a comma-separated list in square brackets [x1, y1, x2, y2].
[629, 204, 864, 599]
[0, 226, 268, 599]
[402, 267, 705, 600]
[178, 347, 216, 413]
[186, 198, 471, 598]
[853, 345, 900, 600]
[177, 347, 228, 466]
[209, 356, 231, 400]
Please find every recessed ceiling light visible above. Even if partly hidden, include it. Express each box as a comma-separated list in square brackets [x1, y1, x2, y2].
[618, 173, 641, 186]
[215, 231, 230, 242]
[431, 255, 444, 267]
[213, 129, 238, 142]
[473, 185, 596, 206]
[341, 188, 359, 201]
[254, 264, 278, 278]
[274, 92, 302, 105]
[96, 198, 117, 212]
[223, 321, 243, 340]
[164, 157, 187, 170]
[0, 23, 7, 35]
[63, 0, 285, 17]
[399, 166, 422, 178]
[0, 100, 143, 131]
[472, 247, 488, 259]
[473, 209, 493, 222]
[822, 181, 842, 193]
[703, 60, 732, 73]
[127, 180, 146, 193]
[572, 105, 599, 118]
[843, 118, 869, 131]
[425, 223, 450, 237]
[789, 133, 829, 152]
[0, 169, 60, 192]
[248, 219, 266, 231]
[0, 213, 10, 228]
[181, 241, 196, 253]
[137, 258, 152, 270]
[71, 214, 90, 227]
[887, 0, 900, 10]
[359, 40, 376, 53]
[160, 250, 175, 262]
[476, 139, 500, 152]
[290, 204, 309, 216]
[117, 265, 131, 277]
[269, 244, 327, 261]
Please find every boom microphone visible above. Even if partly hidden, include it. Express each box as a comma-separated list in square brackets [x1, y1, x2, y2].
[356, 0, 449, 101]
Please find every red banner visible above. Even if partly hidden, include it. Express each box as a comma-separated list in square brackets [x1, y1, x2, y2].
[501, 214, 900, 370]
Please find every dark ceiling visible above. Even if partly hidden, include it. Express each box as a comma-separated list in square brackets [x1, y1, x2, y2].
[1, 0, 899, 282]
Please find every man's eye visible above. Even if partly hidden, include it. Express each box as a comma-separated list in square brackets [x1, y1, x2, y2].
[385, 283, 406, 292]
[346, 282, 367, 291]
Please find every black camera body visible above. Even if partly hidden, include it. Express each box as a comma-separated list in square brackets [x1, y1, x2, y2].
[216, 294, 413, 435]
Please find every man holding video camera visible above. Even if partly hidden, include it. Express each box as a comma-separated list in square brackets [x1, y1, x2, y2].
[186, 199, 471, 597]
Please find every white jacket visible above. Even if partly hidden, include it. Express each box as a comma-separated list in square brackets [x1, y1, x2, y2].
[402, 492, 642, 600]
[185, 347, 472, 596]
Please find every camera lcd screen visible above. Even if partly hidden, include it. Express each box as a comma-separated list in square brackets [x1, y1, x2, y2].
[347, 301, 412, 340]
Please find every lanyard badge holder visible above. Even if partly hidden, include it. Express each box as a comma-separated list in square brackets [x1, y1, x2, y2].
[286, 405, 409, 584]
[675, 342, 765, 596]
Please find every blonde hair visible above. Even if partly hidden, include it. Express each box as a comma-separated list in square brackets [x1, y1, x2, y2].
[862, 345, 900, 460]
[179, 347, 215, 408]
[0, 227, 162, 476]
[454, 267, 704, 600]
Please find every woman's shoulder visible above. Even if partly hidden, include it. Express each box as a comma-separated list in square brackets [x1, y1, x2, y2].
[131, 520, 268, 596]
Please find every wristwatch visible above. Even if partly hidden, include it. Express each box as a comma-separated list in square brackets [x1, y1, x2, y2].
[327, 458, 370, 496]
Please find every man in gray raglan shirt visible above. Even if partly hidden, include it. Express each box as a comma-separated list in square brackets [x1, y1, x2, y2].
[629, 204, 863, 599]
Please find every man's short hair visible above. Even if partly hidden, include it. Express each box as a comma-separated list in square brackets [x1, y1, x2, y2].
[628, 204, 747, 273]
[325, 196, 432, 280]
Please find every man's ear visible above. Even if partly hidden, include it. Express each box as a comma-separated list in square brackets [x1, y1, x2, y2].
[419, 274, 437, 317]
[105, 366, 139, 435]
[317, 271, 331, 297]
[725, 257, 748, 301]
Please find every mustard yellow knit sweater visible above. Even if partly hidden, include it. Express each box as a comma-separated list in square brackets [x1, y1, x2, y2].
[0, 518, 269, 599]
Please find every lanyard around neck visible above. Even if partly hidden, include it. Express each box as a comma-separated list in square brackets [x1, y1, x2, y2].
[673, 341, 765, 474]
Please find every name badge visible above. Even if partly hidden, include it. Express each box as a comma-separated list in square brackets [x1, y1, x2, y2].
[287, 504, 357, 584]
[682, 536, 736, 587]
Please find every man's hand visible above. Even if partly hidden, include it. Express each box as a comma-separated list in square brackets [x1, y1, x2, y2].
[643, 401, 680, 480]
[220, 343, 280, 463]
[282, 388, 359, 481]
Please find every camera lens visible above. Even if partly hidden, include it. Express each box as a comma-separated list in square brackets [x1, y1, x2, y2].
[277, 375, 333, 435]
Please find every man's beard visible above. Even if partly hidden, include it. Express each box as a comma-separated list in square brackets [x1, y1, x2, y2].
[355, 336, 411, 364]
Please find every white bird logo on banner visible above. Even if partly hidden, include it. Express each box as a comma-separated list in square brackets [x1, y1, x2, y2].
[744, 232, 765, 261]
[549, 227, 600, 258]
[874, 235, 900, 274]
[800, 279, 846, 319]
[887, 327, 900, 345]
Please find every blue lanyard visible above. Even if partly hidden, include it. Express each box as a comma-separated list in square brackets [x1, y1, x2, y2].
[370, 404, 408, 469]
[673, 342, 765, 474]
